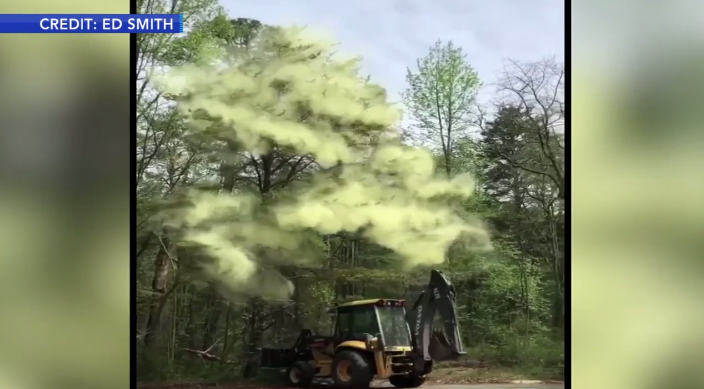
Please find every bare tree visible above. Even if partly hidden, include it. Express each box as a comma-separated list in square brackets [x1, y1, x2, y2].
[494, 57, 565, 198]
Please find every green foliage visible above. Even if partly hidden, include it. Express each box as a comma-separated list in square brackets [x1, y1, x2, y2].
[467, 253, 549, 342]
[403, 40, 481, 133]
[306, 281, 336, 331]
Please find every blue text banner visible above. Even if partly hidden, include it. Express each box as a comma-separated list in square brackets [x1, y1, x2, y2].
[0, 14, 183, 33]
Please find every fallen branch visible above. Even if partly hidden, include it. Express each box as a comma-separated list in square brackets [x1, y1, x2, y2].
[182, 348, 237, 364]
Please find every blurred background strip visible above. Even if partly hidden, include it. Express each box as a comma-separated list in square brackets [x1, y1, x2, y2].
[0, 0, 131, 389]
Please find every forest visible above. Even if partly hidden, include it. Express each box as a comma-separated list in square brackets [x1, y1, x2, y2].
[135, 0, 565, 385]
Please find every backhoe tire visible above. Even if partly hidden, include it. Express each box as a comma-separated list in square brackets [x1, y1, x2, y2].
[331, 350, 373, 389]
[389, 374, 426, 388]
[286, 360, 315, 387]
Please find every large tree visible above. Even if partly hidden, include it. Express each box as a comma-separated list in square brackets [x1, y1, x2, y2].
[402, 39, 482, 177]
[477, 103, 565, 329]
[135, 0, 255, 358]
[477, 106, 532, 228]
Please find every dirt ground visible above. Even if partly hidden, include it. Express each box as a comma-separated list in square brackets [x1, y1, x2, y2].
[137, 364, 564, 389]
[138, 374, 564, 389]
[137, 384, 563, 389]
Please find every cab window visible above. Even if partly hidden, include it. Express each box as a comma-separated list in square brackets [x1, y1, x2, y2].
[335, 306, 379, 338]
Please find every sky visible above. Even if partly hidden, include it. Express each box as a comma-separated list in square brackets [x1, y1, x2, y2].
[222, 0, 565, 106]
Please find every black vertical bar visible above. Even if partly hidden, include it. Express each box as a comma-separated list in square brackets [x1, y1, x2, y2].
[130, 0, 138, 386]
[563, 0, 572, 385]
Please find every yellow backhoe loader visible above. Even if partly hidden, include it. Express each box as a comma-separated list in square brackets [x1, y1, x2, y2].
[259, 270, 465, 388]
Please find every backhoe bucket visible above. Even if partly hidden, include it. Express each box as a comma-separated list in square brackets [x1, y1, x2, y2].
[428, 330, 456, 361]
[407, 270, 467, 364]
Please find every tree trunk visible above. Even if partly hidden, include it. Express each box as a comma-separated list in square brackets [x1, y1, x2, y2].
[241, 297, 265, 378]
[144, 243, 172, 348]
[202, 287, 223, 350]
[183, 287, 201, 349]
[221, 302, 232, 362]
[168, 287, 178, 364]
[292, 277, 303, 329]
[546, 207, 564, 329]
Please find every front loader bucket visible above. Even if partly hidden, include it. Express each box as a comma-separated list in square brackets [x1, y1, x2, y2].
[428, 330, 456, 361]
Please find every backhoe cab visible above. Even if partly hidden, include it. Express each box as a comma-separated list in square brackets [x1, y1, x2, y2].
[259, 270, 465, 388]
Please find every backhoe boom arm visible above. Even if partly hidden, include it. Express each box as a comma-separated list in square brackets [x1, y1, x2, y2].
[406, 270, 466, 368]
